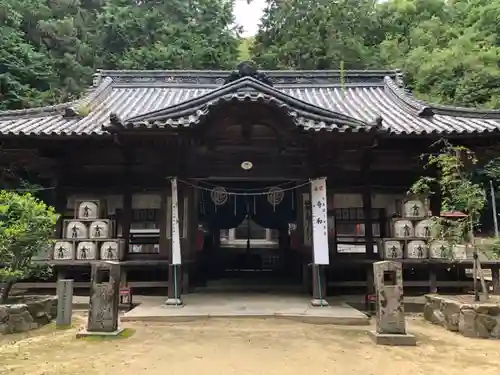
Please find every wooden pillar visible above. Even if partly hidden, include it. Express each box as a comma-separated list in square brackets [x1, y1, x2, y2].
[429, 168, 442, 216]
[54, 183, 67, 239]
[120, 269, 128, 287]
[366, 264, 374, 295]
[179, 185, 193, 293]
[362, 151, 374, 258]
[491, 267, 500, 295]
[159, 185, 170, 259]
[429, 266, 437, 293]
[329, 190, 338, 257]
[122, 187, 132, 256]
[121, 148, 132, 257]
[53, 161, 69, 239]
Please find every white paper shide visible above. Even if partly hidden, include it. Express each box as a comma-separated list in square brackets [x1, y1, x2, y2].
[171, 178, 182, 265]
[310, 178, 330, 265]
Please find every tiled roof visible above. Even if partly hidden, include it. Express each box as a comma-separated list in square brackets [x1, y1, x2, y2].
[112, 76, 380, 133]
[1, 69, 500, 136]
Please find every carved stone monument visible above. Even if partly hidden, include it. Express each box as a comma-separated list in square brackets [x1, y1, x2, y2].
[368, 261, 416, 346]
[56, 279, 73, 328]
[76, 261, 124, 337]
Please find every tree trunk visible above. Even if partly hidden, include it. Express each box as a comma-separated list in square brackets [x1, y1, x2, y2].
[0, 279, 15, 304]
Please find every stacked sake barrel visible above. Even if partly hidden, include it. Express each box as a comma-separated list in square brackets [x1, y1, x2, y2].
[52, 200, 124, 262]
[380, 198, 467, 260]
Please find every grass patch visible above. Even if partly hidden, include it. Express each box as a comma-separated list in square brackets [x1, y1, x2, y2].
[55, 324, 73, 330]
[77, 328, 135, 342]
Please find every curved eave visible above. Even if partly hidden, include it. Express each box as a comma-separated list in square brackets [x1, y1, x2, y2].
[384, 76, 500, 119]
[110, 76, 382, 133]
[383, 127, 500, 137]
[0, 131, 109, 137]
[0, 76, 114, 136]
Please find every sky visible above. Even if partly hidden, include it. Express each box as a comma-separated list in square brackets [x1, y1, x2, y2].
[233, 0, 267, 37]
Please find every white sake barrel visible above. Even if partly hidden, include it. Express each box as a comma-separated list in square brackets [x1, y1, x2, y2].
[452, 244, 467, 260]
[76, 241, 96, 260]
[53, 241, 74, 260]
[394, 219, 414, 238]
[407, 240, 428, 259]
[78, 201, 98, 219]
[89, 220, 109, 239]
[415, 219, 432, 238]
[101, 241, 119, 260]
[430, 240, 450, 258]
[403, 200, 426, 218]
[65, 221, 88, 239]
[384, 240, 403, 259]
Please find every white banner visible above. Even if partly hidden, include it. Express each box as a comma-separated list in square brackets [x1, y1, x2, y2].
[311, 178, 330, 265]
[171, 178, 182, 265]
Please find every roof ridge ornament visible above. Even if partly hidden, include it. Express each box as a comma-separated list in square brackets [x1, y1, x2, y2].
[224, 61, 274, 86]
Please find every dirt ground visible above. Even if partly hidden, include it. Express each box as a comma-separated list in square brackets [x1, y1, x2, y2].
[1, 315, 499, 375]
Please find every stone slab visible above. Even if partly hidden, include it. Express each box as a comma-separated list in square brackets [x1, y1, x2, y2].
[368, 331, 417, 346]
[76, 327, 125, 338]
[122, 293, 370, 326]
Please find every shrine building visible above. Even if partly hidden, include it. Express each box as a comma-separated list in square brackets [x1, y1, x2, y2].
[2, 62, 500, 302]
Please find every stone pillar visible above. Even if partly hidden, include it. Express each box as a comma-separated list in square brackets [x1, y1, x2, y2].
[56, 279, 73, 328]
[77, 261, 123, 337]
[368, 261, 416, 346]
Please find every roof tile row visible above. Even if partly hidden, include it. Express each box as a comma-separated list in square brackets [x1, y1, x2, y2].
[0, 69, 499, 136]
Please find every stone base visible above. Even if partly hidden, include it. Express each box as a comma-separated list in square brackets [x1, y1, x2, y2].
[424, 294, 500, 339]
[368, 331, 417, 346]
[76, 327, 125, 338]
[164, 298, 184, 307]
[310, 298, 329, 307]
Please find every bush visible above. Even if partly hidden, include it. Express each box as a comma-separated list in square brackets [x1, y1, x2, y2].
[0, 191, 58, 303]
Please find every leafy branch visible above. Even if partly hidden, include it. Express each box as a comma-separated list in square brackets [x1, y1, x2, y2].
[409, 139, 486, 253]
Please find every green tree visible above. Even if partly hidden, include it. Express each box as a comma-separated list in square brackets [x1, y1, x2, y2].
[376, 0, 500, 108]
[0, 191, 58, 303]
[94, 0, 241, 70]
[238, 37, 254, 61]
[251, 0, 382, 69]
[410, 140, 486, 250]
[0, 0, 241, 110]
[0, 0, 102, 109]
[251, 0, 500, 108]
